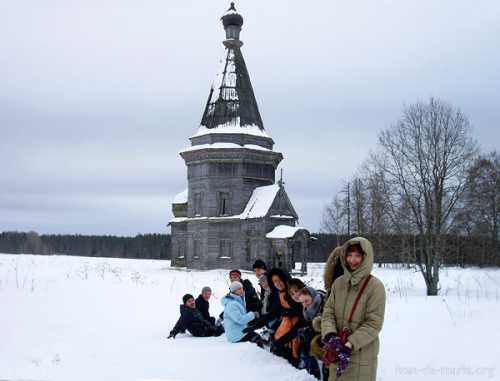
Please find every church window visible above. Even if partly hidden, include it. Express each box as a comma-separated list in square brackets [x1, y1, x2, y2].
[193, 239, 202, 259]
[218, 192, 230, 216]
[194, 192, 203, 216]
[219, 239, 232, 258]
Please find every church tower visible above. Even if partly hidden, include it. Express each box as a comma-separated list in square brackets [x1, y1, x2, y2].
[170, 3, 307, 271]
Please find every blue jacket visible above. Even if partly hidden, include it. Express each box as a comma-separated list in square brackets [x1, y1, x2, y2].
[221, 293, 256, 342]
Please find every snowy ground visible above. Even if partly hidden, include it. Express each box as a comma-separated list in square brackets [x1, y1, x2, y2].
[1, 254, 499, 381]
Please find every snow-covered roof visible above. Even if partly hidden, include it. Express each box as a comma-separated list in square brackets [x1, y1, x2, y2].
[180, 142, 271, 154]
[169, 215, 240, 224]
[266, 225, 307, 239]
[270, 215, 295, 219]
[172, 189, 188, 204]
[223, 7, 240, 16]
[191, 123, 270, 139]
[240, 184, 280, 219]
[170, 184, 295, 222]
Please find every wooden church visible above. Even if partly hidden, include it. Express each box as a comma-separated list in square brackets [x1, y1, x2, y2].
[169, 3, 310, 271]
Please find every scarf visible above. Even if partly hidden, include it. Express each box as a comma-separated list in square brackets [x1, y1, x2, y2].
[303, 287, 323, 321]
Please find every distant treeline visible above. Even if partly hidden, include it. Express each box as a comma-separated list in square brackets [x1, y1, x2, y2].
[0, 231, 170, 260]
[0, 231, 497, 266]
[309, 234, 500, 267]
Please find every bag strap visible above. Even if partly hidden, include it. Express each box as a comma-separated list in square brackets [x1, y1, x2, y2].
[348, 274, 372, 323]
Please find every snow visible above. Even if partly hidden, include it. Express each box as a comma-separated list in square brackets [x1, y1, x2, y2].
[2, 254, 499, 381]
[169, 215, 240, 224]
[270, 215, 295, 219]
[172, 189, 188, 204]
[180, 142, 271, 154]
[223, 8, 240, 16]
[266, 225, 306, 239]
[192, 122, 270, 138]
[240, 184, 280, 219]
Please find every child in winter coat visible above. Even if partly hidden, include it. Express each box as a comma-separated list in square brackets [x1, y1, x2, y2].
[221, 281, 263, 346]
[321, 237, 386, 381]
[168, 294, 224, 339]
[229, 269, 262, 313]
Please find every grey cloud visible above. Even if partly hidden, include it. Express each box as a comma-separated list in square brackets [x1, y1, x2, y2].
[1, 0, 499, 235]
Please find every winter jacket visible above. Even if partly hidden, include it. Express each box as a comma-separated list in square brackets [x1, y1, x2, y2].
[261, 288, 271, 315]
[195, 295, 215, 324]
[273, 290, 305, 366]
[241, 278, 262, 313]
[324, 246, 344, 296]
[221, 293, 257, 343]
[302, 287, 325, 322]
[170, 305, 216, 337]
[251, 288, 281, 329]
[255, 268, 291, 328]
[267, 268, 305, 366]
[321, 237, 386, 381]
[259, 284, 267, 301]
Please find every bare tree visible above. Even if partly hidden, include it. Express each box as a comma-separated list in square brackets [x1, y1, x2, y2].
[372, 98, 478, 295]
[321, 194, 348, 236]
[463, 151, 500, 243]
[351, 177, 367, 235]
[321, 179, 367, 237]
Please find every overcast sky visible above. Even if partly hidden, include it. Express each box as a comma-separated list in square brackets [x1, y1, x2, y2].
[1, 0, 499, 236]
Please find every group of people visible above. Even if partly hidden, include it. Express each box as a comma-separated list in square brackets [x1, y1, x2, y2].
[169, 237, 386, 381]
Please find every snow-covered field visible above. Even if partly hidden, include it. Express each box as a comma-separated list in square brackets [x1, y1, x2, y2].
[1, 254, 499, 381]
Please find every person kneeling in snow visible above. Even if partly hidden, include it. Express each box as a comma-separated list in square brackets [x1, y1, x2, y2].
[168, 294, 224, 339]
[221, 281, 263, 347]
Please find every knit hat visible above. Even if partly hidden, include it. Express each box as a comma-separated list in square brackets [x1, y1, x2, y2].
[229, 281, 243, 293]
[201, 286, 212, 293]
[182, 293, 194, 304]
[252, 259, 267, 270]
[229, 269, 241, 277]
[258, 274, 268, 285]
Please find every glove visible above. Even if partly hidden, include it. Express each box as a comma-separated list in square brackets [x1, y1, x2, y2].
[253, 311, 260, 319]
[323, 332, 337, 345]
[168, 331, 177, 339]
[336, 345, 352, 377]
[322, 335, 342, 365]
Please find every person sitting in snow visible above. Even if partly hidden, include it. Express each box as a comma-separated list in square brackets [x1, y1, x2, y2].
[228, 269, 261, 313]
[297, 286, 326, 379]
[258, 274, 272, 316]
[168, 294, 224, 339]
[221, 281, 263, 347]
[243, 273, 281, 338]
[258, 269, 304, 367]
[195, 286, 216, 325]
[252, 259, 268, 299]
